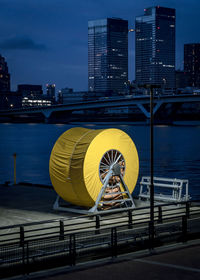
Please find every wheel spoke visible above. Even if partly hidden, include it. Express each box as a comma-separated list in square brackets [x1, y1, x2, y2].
[113, 150, 117, 162]
[99, 149, 125, 183]
[107, 152, 111, 164]
[100, 166, 110, 170]
[100, 170, 109, 178]
[103, 156, 110, 165]
[100, 162, 110, 168]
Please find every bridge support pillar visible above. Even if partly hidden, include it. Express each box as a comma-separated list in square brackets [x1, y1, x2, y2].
[41, 109, 52, 123]
[136, 101, 163, 119]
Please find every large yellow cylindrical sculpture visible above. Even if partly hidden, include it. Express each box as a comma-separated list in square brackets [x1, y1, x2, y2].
[49, 127, 139, 207]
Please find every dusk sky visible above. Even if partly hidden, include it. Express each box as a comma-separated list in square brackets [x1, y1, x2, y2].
[0, 0, 200, 93]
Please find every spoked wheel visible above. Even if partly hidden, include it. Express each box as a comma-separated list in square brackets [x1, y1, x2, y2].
[99, 149, 125, 183]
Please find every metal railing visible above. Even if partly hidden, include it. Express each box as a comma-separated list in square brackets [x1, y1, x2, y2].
[0, 200, 200, 278]
[0, 201, 198, 244]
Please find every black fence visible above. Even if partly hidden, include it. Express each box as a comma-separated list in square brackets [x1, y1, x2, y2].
[0, 201, 200, 278]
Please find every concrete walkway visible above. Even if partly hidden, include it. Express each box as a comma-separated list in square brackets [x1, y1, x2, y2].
[8, 241, 200, 280]
[0, 184, 75, 227]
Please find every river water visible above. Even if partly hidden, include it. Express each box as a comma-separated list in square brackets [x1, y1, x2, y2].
[0, 123, 200, 199]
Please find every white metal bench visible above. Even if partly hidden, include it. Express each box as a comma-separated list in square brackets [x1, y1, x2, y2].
[139, 176, 190, 203]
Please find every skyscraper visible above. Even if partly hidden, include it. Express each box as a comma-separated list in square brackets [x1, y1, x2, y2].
[0, 54, 10, 93]
[46, 84, 56, 101]
[184, 43, 200, 87]
[135, 6, 176, 93]
[88, 18, 128, 94]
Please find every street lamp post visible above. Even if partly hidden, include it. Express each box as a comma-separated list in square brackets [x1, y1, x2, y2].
[149, 84, 161, 249]
[139, 84, 160, 249]
[149, 85, 155, 248]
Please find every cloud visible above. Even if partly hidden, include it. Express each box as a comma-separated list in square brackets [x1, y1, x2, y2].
[0, 36, 47, 51]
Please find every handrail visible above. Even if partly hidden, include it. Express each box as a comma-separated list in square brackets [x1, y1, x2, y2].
[0, 201, 199, 245]
[0, 200, 197, 232]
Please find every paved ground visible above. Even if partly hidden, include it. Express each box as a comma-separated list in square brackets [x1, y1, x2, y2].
[9, 242, 200, 280]
[0, 183, 149, 228]
[0, 183, 190, 227]
[0, 184, 76, 227]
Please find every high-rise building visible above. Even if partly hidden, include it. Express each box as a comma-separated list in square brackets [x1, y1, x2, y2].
[88, 18, 128, 94]
[175, 70, 190, 90]
[184, 43, 200, 87]
[46, 84, 56, 101]
[135, 6, 176, 93]
[0, 54, 10, 93]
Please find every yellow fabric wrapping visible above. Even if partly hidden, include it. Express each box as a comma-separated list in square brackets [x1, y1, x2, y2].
[49, 127, 139, 207]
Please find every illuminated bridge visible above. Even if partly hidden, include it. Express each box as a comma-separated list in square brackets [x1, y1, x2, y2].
[0, 94, 200, 124]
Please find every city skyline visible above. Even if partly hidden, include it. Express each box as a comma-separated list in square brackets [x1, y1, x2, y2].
[0, 0, 200, 92]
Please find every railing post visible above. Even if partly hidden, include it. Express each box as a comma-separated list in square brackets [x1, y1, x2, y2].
[20, 226, 24, 247]
[149, 221, 154, 250]
[22, 241, 25, 275]
[128, 210, 133, 229]
[111, 227, 117, 258]
[59, 220, 64, 240]
[26, 241, 29, 275]
[158, 206, 163, 224]
[69, 234, 76, 266]
[182, 215, 187, 243]
[95, 215, 100, 234]
[186, 202, 190, 219]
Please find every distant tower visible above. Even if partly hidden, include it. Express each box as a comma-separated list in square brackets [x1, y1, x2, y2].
[184, 43, 200, 87]
[135, 6, 176, 93]
[88, 18, 128, 94]
[0, 54, 10, 93]
[46, 84, 56, 101]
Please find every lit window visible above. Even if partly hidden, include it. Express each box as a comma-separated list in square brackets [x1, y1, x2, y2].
[163, 64, 174, 68]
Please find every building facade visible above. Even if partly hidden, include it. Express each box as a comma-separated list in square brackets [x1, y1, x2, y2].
[22, 96, 52, 107]
[46, 84, 56, 102]
[17, 84, 52, 108]
[175, 70, 190, 90]
[184, 43, 200, 87]
[135, 6, 176, 93]
[0, 54, 10, 93]
[88, 18, 128, 94]
[17, 84, 43, 97]
[59, 88, 79, 104]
